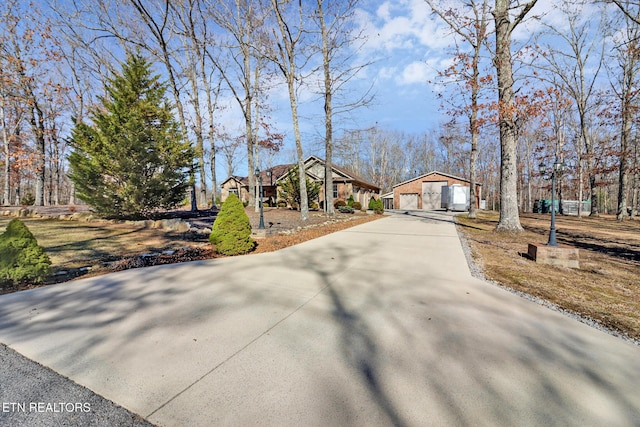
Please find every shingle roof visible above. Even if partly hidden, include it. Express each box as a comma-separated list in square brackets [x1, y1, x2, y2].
[222, 158, 380, 192]
[230, 164, 294, 186]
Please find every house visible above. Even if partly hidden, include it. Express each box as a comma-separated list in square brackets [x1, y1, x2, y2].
[298, 156, 381, 208]
[392, 171, 482, 211]
[220, 156, 381, 208]
[220, 164, 292, 205]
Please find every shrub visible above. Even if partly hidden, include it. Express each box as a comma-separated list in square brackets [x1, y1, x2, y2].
[368, 197, 376, 210]
[334, 199, 346, 208]
[338, 206, 355, 214]
[209, 193, 255, 255]
[352, 201, 362, 211]
[0, 219, 52, 287]
[20, 193, 35, 206]
[277, 165, 322, 210]
[347, 195, 355, 207]
[277, 200, 288, 208]
[310, 202, 319, 210]
[372, 198, 384, 214]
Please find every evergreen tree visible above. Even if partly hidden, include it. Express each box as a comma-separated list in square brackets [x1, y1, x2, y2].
[0, 219, 51, 286]
[277, 165, 321, 210]
[68, 55, 193, 219]
[210, 193, 255, 255]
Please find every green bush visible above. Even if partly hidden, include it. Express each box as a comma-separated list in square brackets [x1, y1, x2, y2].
[209, 193, 255, 255]
[352, 201, 362, 211]
[338, 206, 355, 214]
[334, 199, 346, 208]
[0, 219, 51, 287]
[20, 193, 35, 206]
[372, 198, 384, 214]
[277, 200, 288, 208]
[347, 195, 355, 207]
[277, 165, 322, 211]
[368, 197, 376, 210]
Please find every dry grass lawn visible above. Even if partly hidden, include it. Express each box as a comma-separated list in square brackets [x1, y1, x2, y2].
[456, 211, 640, 341]
[0, 211, 382, 293]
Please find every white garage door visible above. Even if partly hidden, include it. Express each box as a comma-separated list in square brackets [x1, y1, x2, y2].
[422, 181, 447, 210]
[399, 193, 418, 210]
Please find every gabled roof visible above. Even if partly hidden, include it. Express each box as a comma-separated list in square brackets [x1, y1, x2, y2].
[392, 171, 482, 189]
[302, 155, 352, 181]
[220, 175, 245, 187]
[222, 164, 294, 187]
[303, 155, 381, 191]
[221, 157, 381, 192]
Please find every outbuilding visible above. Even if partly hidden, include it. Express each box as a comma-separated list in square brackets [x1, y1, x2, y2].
[392, 171, 482, 211]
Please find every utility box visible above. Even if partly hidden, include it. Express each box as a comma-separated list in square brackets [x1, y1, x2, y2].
[441, 184, 470, 211]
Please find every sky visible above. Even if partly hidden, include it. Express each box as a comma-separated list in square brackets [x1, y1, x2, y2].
[230, 0, 560, 166]
[209, 0, 609, 174]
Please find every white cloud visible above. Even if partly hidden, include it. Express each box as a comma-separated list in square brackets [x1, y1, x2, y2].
[378, 66, 397, 81]
[376, 2, 392, 20]
[398, 61, 432, 85]
[355, 0, 452, 54]
[395, 57, 451, 86]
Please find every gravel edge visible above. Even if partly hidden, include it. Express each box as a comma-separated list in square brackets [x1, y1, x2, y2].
[453, 215, 640, 348]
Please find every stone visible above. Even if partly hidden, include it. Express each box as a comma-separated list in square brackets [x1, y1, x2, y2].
[527, 243, 580, 269]
[252, 229, 267, 239]
[160, 219, 191, 232]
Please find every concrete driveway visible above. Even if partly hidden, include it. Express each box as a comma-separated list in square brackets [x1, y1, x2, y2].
[0, 211, 639, 426]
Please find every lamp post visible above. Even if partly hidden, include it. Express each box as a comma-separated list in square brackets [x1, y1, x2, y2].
[539, 159, 566, 246]
[255, 167, 265, 230]
[266, 170, 272, 206]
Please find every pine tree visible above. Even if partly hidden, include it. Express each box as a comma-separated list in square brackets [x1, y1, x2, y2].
[277, 165, 321, 210]
[68, 55, 194, 219]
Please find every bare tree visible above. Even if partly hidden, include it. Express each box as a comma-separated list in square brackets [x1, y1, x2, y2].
[426, 0, 492, 218]
[534, 0, 608, 216]
[608, 4, 640, 220]
[208, 0, 273, 209]
[270, 0, 311, 220]
[313, 0, 372, 215]
[1, 1, 63, 206]
[492, 0, 538, 232]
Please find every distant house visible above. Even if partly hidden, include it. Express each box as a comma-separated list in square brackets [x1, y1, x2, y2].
[220, 156, 381, 208]
[392, 171, 482, 211]
[220, 164, 291, 205]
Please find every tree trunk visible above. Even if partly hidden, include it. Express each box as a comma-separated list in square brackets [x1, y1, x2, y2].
[493, 0, 524, 232]
[617, 138, 630, 220]
[1, 95, 10, 206]
[29, 97, 46, 206]
[617, 82, 633, 221]
[318, 0, 335, 216]
[287, 74, 309, 221]
[272, 0, 308, 221]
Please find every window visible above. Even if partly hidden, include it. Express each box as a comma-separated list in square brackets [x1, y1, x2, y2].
[229, 188, 239, 196]
[332, 183, 338, 199]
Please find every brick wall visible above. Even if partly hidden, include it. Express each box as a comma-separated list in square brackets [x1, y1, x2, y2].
[393, 173, 482, 210]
